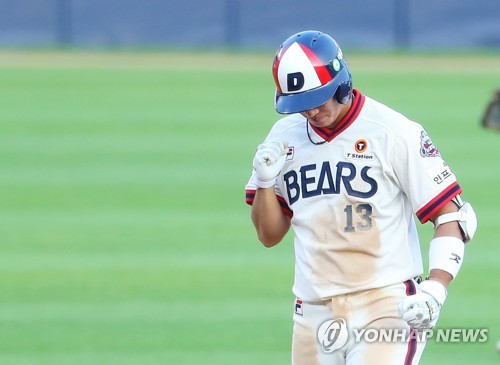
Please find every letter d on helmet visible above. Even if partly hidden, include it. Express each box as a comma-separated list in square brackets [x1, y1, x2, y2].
[272, 30, 352, 114]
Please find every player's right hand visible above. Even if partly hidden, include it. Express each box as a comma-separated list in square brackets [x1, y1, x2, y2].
[399, 279, 447, 330]
[252, 138, 289, 188]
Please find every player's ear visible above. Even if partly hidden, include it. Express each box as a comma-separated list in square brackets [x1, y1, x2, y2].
[335, 81, 353, 104]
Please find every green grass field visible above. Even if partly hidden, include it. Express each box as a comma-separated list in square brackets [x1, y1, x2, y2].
[0, 51, 498, 364]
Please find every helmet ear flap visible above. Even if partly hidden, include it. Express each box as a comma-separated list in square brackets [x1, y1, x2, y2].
[335, 80, 353, 105]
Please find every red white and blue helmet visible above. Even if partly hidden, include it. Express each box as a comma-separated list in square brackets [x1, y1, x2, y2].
[272, 30, 352, 114]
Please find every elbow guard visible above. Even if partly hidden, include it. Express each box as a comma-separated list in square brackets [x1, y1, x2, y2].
[433, 195, 477, 243]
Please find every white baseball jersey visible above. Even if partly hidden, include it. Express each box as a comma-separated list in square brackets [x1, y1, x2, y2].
[246, 89, 461, 302]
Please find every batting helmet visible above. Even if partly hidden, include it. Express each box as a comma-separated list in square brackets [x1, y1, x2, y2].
[272, 30, 352, 114]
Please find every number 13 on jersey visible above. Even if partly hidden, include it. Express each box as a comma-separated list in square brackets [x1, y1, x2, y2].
[344, 204, 373, 232]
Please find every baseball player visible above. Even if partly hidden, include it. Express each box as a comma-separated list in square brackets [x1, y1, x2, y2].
[245, 30, 477, 365]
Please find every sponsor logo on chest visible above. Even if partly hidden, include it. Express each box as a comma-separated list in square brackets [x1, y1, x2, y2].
[345, 139, 375, 160]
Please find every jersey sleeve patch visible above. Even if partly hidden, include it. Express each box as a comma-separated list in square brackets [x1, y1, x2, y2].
[419, 130, 441, 158]
[416, 182, 462, 223]
[426, 163, 455, 187]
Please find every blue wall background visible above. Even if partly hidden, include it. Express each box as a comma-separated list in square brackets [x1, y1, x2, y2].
[0, 0, 498, 50]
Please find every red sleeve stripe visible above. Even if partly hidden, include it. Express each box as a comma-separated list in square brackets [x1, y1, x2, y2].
[416, 182, 462, 223]
[245, 189, 293, 218]
[245, 189, 256, 205]
[277, 195, 293, 218]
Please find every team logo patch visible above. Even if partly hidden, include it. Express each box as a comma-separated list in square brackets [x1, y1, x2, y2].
[295, 298, 303, 316]
[355, 139, 367, 153]
[286, 146, 295, 160]
[420, 131, 441, 157]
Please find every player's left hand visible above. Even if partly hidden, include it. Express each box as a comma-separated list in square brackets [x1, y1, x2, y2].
[399, 280, 448, 330]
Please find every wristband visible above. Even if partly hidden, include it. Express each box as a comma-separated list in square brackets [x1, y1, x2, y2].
[428, 236, 465, 279]
[254, 176, 276, 189]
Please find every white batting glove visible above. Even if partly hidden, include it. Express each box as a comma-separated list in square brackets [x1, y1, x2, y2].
[399, 280, 448, 330]
[252, 138, 289, 188]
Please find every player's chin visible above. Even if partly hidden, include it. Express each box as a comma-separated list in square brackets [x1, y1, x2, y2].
[310, 116, 332, 128]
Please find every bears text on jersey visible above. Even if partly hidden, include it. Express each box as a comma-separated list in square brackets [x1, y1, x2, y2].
[283, 161, 378, 205]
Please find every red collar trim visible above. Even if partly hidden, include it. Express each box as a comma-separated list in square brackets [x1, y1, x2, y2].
[310, 89, 365, 142]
